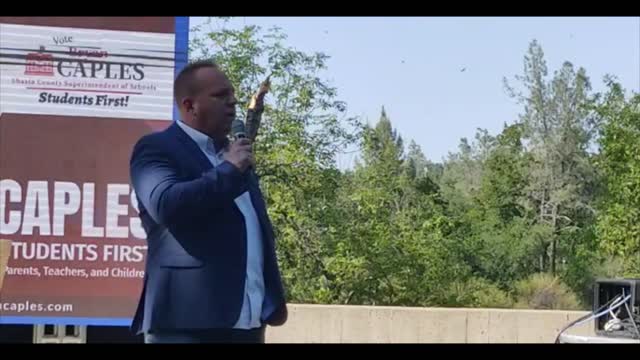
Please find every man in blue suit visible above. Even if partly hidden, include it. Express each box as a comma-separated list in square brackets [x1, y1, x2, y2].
[129, 60, 287, 343]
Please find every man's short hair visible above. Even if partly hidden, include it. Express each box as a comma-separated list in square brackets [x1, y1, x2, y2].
[173, 60, 219, 105]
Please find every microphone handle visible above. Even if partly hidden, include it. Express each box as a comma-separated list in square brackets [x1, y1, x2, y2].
[244, 108, 262, 142]
[233, 127, 257, 178]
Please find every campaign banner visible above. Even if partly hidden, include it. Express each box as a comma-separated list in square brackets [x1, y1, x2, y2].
[0, 17, 189, 326]
[0, 23, 175, 120]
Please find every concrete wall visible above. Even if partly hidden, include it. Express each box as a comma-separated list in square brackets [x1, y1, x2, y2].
[265, 304, 596, 343]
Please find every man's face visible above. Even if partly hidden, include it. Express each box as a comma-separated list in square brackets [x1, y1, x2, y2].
[186, 67, 237, 141]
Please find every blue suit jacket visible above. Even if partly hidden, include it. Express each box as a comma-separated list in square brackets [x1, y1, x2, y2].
[129, 122, 287, 334]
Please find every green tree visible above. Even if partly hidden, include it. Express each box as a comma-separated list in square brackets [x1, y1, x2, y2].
[406, 140, 428, 179]
[477, 123, 528, 223]
[190, 18, 362, 303]
[464, 124, 539, 288]
[338, 108, 466, 306]
[188, 20, 614, 309]
[504, 40, 599, 277]
[594, 80, 640, 277]
[439, 130, 495, 216]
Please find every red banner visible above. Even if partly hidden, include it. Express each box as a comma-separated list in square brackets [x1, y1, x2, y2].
[0, 17, 188, 325]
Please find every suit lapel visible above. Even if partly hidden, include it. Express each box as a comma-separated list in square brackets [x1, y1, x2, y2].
[170, 121, 275, 245]
[168, 121, 213, 172]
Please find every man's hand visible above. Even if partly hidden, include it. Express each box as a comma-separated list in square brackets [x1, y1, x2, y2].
[223, 138, 255, 173]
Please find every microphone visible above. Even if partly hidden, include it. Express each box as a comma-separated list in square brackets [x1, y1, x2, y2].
[230, 118, 256, 176]
[231, 118, 247, 140]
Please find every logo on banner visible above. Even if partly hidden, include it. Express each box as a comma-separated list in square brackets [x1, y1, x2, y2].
[24, 46, 54, 76]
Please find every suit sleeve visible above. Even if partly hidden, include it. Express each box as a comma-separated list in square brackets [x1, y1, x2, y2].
[130, 136, 249, 227]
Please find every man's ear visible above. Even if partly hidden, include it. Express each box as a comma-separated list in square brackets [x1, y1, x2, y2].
[182, 98, 193, 113]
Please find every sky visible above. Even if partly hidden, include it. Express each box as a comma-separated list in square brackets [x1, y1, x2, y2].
[189, 17, 640, 168]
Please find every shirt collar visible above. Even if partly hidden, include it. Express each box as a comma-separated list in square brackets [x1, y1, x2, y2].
[176, 120, 227, 155]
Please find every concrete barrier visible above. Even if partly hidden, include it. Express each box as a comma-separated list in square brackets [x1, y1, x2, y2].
[265, 304, 596, 343]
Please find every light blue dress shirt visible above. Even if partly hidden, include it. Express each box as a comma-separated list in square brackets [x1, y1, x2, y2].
[176, 120, 265, 329]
